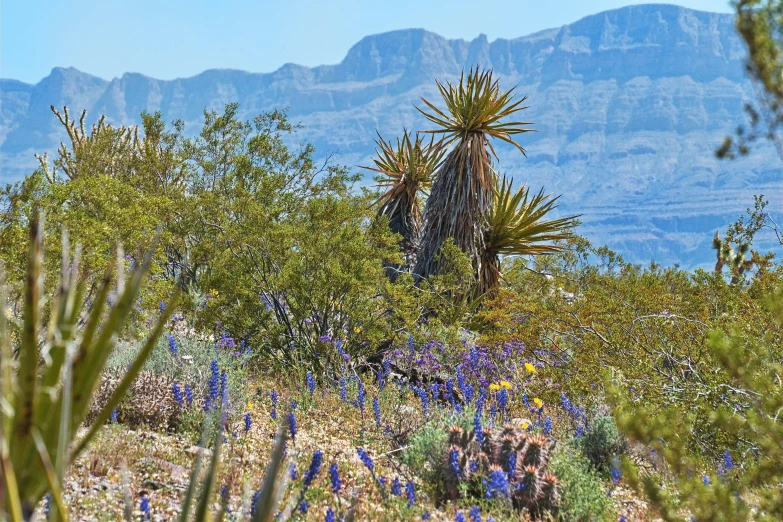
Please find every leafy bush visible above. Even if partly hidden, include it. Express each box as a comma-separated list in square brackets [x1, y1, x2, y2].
[611, 286, 783, 521]
[550, 446, 616, 522]
[576, 414, 626, 473]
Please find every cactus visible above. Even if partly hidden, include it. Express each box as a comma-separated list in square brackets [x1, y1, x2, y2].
[438, 423, 559, 519]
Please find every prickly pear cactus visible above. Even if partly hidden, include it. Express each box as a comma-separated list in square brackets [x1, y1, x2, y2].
[440, 424, 559, 519]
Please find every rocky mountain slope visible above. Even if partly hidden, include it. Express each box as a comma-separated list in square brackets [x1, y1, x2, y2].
[2, 3, 781, 267]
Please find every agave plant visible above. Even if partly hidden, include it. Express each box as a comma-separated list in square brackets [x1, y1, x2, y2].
[413, 68, 534, 282]
[0, 217, 180, 520]
[478, 176, 577, 296]
[362, 131, 445, 268]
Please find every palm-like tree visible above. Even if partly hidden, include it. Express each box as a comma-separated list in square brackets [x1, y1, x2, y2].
[413, 68, 533, 281]
[363, 130, 445, 267]
[478, 176, 578, 296]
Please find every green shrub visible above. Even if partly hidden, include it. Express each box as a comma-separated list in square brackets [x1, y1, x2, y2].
[577, 414, 626, 473]
[550, 446, 616, 522]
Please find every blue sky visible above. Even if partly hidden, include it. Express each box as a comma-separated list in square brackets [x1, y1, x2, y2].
[2, 0, 732, 84]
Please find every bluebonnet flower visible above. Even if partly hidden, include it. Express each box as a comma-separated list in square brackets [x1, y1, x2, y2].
[703, 475, 711, 485]
[446, 378, 456, 408]
[379, 477, 387, 487]
[464, 383, 474, 405]
[298, 501, 309, 514]
[610, 462, 622, 484]
[250, 491, 261, 516]
[270, 390, 278, 419]
[422, 512, 430, 520]
[484, 468, 509, 498]
[168, 334, 178, 356]
[339, 375, 347, 403]
[140, 494, 151, 520]
[172, 383, 183, 405]
[391, 477, 402, 496]
[325, 508, 336, 522]
[412, 385, 429, 416]
[44, 494, 50, 519]
[383, 358, 391, 379]
[408, 334, 415, 357]
[289, 410, 297, 440]
[185, 384, 193, 406]
[357, 379, 366, 413]
[575, 425, 583, 437]
[220, 485, 231, 512]
[303, 450, 323, 487]
[456, 513, 466, 522]
[405, 480, 416, 506]
[723, 449, 733, 471]
[543, 416, 552, 435]
[290, 464, 298, 480]
[430, 383, 440, 408]
[306, 371, 316, 397]
[474, 412, 484, 444]
[507, 452, 517, 479]
[497, 388, 508, 414]
[490, 403, 497, 420]
[470, 460, 479, 473]
[110, 408, 118, 423]
[457, 368, 468, 399]
[330, 463, 341, 493]
[469, 506, 481, 522]
[450, 447, 461, 477]
[244, 413, 252, 433]
[219, 371, 228, 400]
[522, 393, 529, 407]
[159, 301, 165, 313]
[358, 448, 374, 471]
[373, 397, 382, 428]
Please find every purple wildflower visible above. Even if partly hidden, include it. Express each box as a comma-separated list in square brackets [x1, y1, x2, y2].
[405, 480, 416, 506]
[485, 468, 509, 498]
[303, 450, 323, 487]
[168, 335, 178, 356]
[172, 383, 183, 405]
[329, 463, 341, 493]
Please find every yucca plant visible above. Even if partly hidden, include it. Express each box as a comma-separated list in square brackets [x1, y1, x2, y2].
[173, 406, 290, 522]
[362, 131, 445, 268]
[413, 68, 533, 282]
[0, 216, 180, 520]
[478, 176, 577, 296]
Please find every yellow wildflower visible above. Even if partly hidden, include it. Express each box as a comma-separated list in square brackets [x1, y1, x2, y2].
[533, 397, 543, 409]
[247, 401, 254, 411]
[524, 363, 537, 374]
[354, 326, 362, 334]
[500, 380, 512, 390]
[521, 421, 530, 429]
[489, 383, 501, 392]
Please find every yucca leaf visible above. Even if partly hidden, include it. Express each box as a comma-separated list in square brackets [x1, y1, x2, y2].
[32, 429, 68, 522]
[192, 412, 224, 522]
[251, 414, 290, 522]
[71, 286, 180, 459]
[177, 419, 212, 522]
[10, 215, 44, 497]
[0, 442, 24, 522]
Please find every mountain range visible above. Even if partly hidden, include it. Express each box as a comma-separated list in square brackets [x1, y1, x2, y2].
[2, 3, 781, 267]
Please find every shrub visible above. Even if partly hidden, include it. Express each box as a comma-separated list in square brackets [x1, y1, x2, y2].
[577, 414, 626, 473]
[550, 446, 615, 522]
